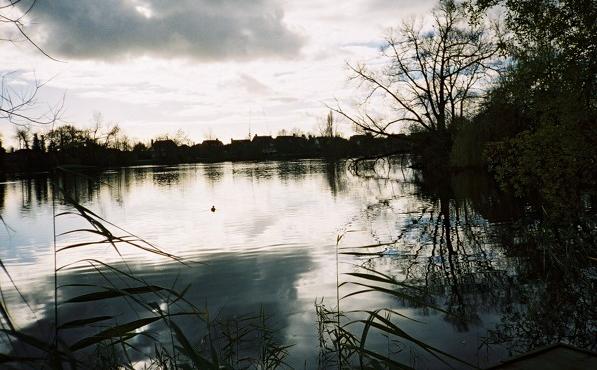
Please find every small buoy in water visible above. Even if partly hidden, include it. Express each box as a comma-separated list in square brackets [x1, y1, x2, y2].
[211, 205, 216, 212]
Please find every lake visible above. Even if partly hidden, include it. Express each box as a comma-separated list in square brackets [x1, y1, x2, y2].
[0, 159, 594, 369]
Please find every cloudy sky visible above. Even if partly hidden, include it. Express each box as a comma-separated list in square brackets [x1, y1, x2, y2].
[1, 0, 435, 144]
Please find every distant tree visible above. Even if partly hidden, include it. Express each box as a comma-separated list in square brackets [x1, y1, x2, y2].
[90, 111, 104, 142]
[14, 126, 31, 149]
[46, 125, 90, 151]
[290, 127, 304, 137]
[132, 142, 148, 152]
[103, 124, 121, 148]
[334, 0, 502, 136]
[202, 128, 215, 141]
[115, 135, 132, 151]
[32, 133, 42, 151]
[40, 134, 46, 152]
[319, 110, 337, 137]
[173, 129, 193, 146]
[85, 112, 126, 148]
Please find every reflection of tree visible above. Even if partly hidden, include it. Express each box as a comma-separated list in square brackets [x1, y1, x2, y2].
[53, 171, 101, 205]
[202, 163, 224, 186]
[9, 166, 195, 211]
[151, 167, 182, 187]
[399, 195, 507, 330]
[409, 176, 595, 348]
[33, 175, 49, 206]
[277, 160, 309, 181]
[485, 217, 597, 353]
[0, 182, 5, 215]
[343, 160, 596, 358]
[487, 270, 595, 353]
[19, 178, 32, 212]
[324, 161, 348, 197]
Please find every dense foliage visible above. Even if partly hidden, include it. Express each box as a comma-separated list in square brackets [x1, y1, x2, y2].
[453, 0, 597, 211]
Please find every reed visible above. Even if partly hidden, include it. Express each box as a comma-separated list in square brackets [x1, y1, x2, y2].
[0, 169, 291, 369]
[0, 165, 477, 369]
[311, 224, 480, 370]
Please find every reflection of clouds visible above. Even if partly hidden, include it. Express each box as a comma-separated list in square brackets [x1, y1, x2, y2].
[6, 250, 318, 366]
[230, 214, 278, 241]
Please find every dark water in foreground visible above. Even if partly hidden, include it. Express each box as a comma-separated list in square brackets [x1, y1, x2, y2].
[0, 160, 594, 369]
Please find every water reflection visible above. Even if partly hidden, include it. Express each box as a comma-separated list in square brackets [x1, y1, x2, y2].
[203, 163, 225, 185]
[2, 249, 318, 365]
[0, 159, 594, 369]
[0, 161, 359, 368]
[337, 160, 595, 368]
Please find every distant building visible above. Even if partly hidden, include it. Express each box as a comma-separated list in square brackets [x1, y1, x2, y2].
[348, 133, 376, 147]
[194, 139, 224, 159]
[252, 135, 276, 155]
[151, 139, 178, 161]
[201, 139, 224, 149]
[274, 135, 308, 156]
[230, 139, 250, 145]
[229, 139, 252, 158]
[312, 136, 350, 157]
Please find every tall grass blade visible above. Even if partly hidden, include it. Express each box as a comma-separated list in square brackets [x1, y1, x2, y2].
[169, 319, 217, 369]
[69, 316, 162, 351]
[58, 316, 113, 330]
[62, 285, 166, 303]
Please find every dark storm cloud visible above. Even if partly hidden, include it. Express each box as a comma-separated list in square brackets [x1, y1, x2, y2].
[24, 0, 304, 61]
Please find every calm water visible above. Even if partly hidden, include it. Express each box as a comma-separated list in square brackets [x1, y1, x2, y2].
[0, 160, 594, 369]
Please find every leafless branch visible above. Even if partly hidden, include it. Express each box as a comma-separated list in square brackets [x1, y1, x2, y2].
[0, 72, 63, 125]
[337, 0, 504, 137]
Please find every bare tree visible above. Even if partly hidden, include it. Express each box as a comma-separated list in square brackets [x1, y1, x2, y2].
[103, 124, 121, 148]
[0, 0, 60, 60]
[333, 0, 502, 136]
[0, 1, 63, 126]
[173, 129, 192, 146]
[290, 127, 304, 137]
[202, 128, 215, 141]
[0, 72, 63, 125]
[114, 135, 132, 151]
[90, 111, 104, 142]
[14, 125, 31, 149]
[87, 112, 126, 148]
[318, 110, 337, 137]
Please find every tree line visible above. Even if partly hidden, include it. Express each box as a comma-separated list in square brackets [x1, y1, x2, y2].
[0, 117, 413, 171]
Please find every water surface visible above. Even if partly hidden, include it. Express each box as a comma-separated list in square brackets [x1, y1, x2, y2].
[0, 160, 593, 369]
